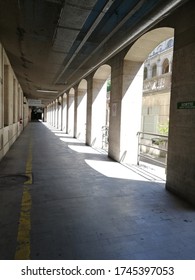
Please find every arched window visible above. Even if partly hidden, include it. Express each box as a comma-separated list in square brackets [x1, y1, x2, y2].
[162, 58, 169, 74]
[167, 38, 173, 48]
[144, 67, 148, 80]
[152, 64, 157, 77]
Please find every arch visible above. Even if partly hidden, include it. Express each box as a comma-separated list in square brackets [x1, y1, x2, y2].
[69, 87, 75, 96]
[93, 64, 111, 80]
[78, 79, 87, 90]
[124, 27, 174, 61]
[167, 38, 174, 49]
[109, 27, 174, 165]
[162, 58, 169, 74]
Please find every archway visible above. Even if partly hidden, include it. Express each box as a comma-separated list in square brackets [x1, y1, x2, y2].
[109, 27, 174, 166]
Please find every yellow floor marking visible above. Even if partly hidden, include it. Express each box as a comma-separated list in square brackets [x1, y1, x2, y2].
[15, 141, 32, 260]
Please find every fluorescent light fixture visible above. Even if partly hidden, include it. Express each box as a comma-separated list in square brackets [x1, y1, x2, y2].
[36, 89, 59, 93]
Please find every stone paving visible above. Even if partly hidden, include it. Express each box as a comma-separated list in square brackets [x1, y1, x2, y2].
[0, 122, 195, 260]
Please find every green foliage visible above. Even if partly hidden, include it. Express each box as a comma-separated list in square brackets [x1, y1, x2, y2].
[158, 121, 169, 135]
[107, 79, 111, 92]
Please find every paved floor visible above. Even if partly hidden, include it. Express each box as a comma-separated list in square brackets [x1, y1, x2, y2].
[0, 122, 195, 260]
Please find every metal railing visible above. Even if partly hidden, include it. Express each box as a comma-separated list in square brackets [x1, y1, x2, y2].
[102, 125, 109, 151]
[137, 131, 168, 168]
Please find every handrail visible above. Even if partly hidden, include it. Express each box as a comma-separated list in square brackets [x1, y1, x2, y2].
[137, 131, 168, 169]
[102, 125, 109, 150]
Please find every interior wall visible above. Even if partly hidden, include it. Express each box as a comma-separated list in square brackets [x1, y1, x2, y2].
[0, 43, 28, 161]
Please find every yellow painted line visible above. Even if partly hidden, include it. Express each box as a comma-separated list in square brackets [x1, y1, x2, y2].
[15, 141, 32, 260]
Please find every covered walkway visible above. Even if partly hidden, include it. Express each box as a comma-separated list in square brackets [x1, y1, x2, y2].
[0, 122, 195, 260]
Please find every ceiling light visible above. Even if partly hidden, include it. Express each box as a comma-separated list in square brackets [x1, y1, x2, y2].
[36, 89, 59, 93]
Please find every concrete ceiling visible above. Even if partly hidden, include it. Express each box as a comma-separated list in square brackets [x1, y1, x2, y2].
[0, 0, 188, 105]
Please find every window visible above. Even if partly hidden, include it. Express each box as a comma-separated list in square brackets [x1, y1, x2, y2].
[167, 38, 173, 49]
[162, 58, 169, 74]
[144, 67, 148, 80]
[152, 64, 157, 77]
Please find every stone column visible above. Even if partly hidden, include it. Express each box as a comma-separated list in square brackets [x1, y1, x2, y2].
[86, 76, 93, 145]
[57, 97, 62, 130]
[62, 93, 67, 132]
[43, 107, 47, 122]
[109, 55, 143, 164]
[67, 90, 75, 136]
[52, 101, 55, 126]
[74, 87, 78, 138]
[75, 87, 87, 141]
[86, 75, 107, 147]
[166, 1, 195, 205]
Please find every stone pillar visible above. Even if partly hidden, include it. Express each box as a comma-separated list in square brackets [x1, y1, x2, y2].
[62, 93, 67, 132]
[57, 97, 62, 130]
[49, 104, 51, 124]
[86, 76, 92, 145]
[109, 55, 143, 164]
[60, 95, 63, 131]
[3, 64, 10, 127]
[75, 87, 87, 141]
[166, 1, 195, 205]
[67, 90, 74, 136]
[46, 105, 49, 123]
[43, 107, 47, 122]
[86, 76, 107, 147]
[54, 100, 57, 127]
[52, 101, 55, 127]
[74, 87, 78, 138]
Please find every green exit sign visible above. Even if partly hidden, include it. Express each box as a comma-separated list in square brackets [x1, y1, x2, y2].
[177, 101, 195, 109]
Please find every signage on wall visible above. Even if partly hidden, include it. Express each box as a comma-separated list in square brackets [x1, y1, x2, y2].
[28, 99, 43, 106]
[177, 101, 195, 109]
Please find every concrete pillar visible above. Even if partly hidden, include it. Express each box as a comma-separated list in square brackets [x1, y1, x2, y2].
[86, 76, 107, 147]
[57, 97, 62, 130]
[55, 100, 59, 128]
[43, 107, 47, 122]
[62, 93, 67, 132]
[86, 76, 92, 145]
[3, 64, 10, 127]
[109, 57, 143, 164]
[49, 104, 51, 124]
[52, 102, 54, 126]
[55, 100, 58, 128]
[75, 87, 87, 141]
[67, 89, 74, 136]
[166, 2, 195, 205]
[74, 87, 78, 138]
[60, 95, 63, 131]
